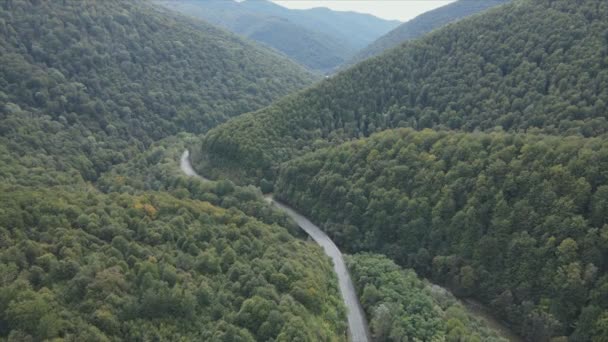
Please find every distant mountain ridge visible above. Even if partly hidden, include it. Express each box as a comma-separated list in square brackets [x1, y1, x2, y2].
[156, 0, 400, 72]
[347, 0, 510, 67]
[197, 0, 608, 183]
[0, 1, 349, 341]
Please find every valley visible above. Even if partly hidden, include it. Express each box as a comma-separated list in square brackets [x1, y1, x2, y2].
[1, 0, 607, 340]
[156, 0, 400, 73]
[184, 135, 571, 342]
[181, 150, 520, 342]
[181, 149, 371, 342]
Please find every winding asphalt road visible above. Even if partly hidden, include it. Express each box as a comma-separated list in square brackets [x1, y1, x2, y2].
[180, 150, 371, 342]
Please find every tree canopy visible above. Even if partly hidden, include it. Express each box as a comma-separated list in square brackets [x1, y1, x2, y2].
[347, 253, 510, 342]
[0, 0, 315, 183]
[0, 184, 346, 341]
[346, 0, 510, 68]
[275, 128, 608, 341]
[0, 1, 350, 340]
[197, 0, 608, 184]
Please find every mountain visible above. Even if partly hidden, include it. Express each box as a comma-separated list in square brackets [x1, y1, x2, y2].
[275, 128, 608, 341]
[0, 0, 348, 340]
[348, 0, 510, 66]
[0, 182, 346, 341]
[192, 1, 608, 337]
[156, 0, 401, 72]
[0, 0, 315, 183]
[346, 253, 512, 341]
[196, 0, 608, 184]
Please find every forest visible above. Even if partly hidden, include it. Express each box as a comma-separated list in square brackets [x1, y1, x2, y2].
[0, 183, 346, 341]
[197, 0, 608, 185]
[3, 0, 608, 340]
[346, 253, 510, 342]
[347, 0, 509, 67]
[275, 128, 608, 341]
[155, 0, 399, 73]
[0, 0, 314, 183]
[193, 0, 608, 337]
[0, 0, 349, 340]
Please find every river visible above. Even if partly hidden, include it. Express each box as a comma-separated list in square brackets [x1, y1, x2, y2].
[179, 150, 371, 342]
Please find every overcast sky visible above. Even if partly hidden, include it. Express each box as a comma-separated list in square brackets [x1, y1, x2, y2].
[271, 1, 456, 22]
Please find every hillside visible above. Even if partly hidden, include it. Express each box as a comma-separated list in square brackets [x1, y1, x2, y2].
[275, 128, 608, 340]
[346, 253, 511, 341]
[0, 1, 350, 340]
[0, 0, 315, 183]
[237, 1, 399, 50]
[97, 134, 513, 341]
[196, 0, 608, 185]
[0, 184, 346, 341]
[348, 0, 510, 66]
[156, 0, 400, 72]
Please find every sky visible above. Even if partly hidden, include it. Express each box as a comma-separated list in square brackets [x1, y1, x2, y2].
[271, 1, 456, 22]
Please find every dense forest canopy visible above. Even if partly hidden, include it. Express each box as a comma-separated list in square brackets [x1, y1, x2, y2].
[0, 184, 346, 341]
[196, 0, 608, 184]
[0, 0, 352, 340]
[99, 137, 512, 341]
[347, 0, 510, 67]
[97, 135, 303, 234]
[347, 253, 510, 342]
[2, 0, 607, 340]
[156, 0, 399, 73]
[0, 0, 315, 183]
[275, 128, 608, 341]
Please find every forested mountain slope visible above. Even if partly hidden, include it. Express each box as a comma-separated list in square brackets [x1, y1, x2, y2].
[347, 0, 510, 66]
[0, 184, 346, 341]
[0, 0, 314, 183]
[101, 137, 513, 341]
[0, 1, 350, 340]
[346, 253, 511, 341]
[156, 0, 400, 72]
[275, 128, 608, 341]
[197, 0, 608, 184]
[235, 0, 399, 51]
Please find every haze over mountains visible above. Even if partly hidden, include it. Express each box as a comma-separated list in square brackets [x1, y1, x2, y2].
[347, 0, 511, 67]
[2, 0, 607, 341]
[196, 0, 608, 339]
[199, 0, 608, 183]
[156, 0, 400, 72]
[0, 0, 341, 340]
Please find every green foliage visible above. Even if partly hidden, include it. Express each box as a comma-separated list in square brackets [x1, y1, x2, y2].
[157, 0, 399, 73]
[347, 0, 510, 67]
[347, 253, 509, 342]
[97, 135, 303, 236]
[260, 179, 275, 194]
[0, 185, 346, 340]
[0, 1, 349, 340]
[199, 0, 608, 183]
[0, 0, 314, 184]
[275, 128, 608, 340]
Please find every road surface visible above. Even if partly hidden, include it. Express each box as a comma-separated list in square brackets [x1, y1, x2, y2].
[179, 150, 370, 342]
